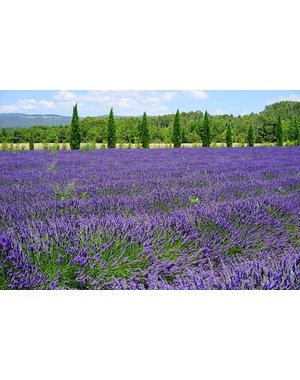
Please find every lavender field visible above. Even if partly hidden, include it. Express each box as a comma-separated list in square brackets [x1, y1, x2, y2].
[0, 147, 299, 289]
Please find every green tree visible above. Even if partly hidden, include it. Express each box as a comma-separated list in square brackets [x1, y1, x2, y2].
[202, 111, 211, 147]
[137, 119, 143, 142]
[296, 122, 300, 146]
[172, 109, 182, 148]
[2, 128, 7, 142]
[70, 103, 81, 150]
[29, 129, 34, 150]
[275, 116, 283, 146]
[107, 108, 116, 148]
[141, 112, 150, 148]
[225, 123, 233, 147]
[247, 124, 254, 147]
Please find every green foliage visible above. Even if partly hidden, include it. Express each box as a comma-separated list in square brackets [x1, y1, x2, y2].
[55, 183, 75, 200]
[29, 129, 34, 150]
[262, 101, 300, 121]
[141, 112, 150, 148]
[172, 109, 182, 148]
[247, 124, 255, 147]
[1, 141, 8, 151]
[189, 196, 200, 205]
[275, 116, 283, 146]
[137, 120, 143, 142]
[276, 116, 283, 146]
[202, 111, 211, 147]
[52, 137, 60, 151]
[70, 103, 81, 150]
[107, 108, 116, 148]
[1, 101, 300, 148]
[225, 123, 233, 147]
[42, 141, 49, 150]
[296, 123, 300, 146]
[80, 143, 93, 151]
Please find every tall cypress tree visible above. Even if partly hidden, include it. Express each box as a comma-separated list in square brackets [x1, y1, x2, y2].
[225, 123, 233, 147]
[202, 111, 211, 147]
[29, 129, 34, 150]
[141, 112, 150, 148]
[276, 116, 283, 146]
[70, 103, 81, 150]
[172, 109, 182, 148]
[107, 108, 116, 148]
[247, 124, 254, 147]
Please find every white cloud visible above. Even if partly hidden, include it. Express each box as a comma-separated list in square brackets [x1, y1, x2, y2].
[161, 91, 177, 102]
[278, 94, 300, 102]
[266, 94, 300, 105]
[117, 97, 137, 109]
[0, 104, 19, 112]
[0, 90, 203, 116]
[17, 99, 56, 110]
[181, 90, 208, 99]
[54, 90, 77, 102]
[0, 98, 56, 112]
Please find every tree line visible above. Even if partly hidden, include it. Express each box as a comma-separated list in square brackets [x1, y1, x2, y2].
[0, 101, 300, 148]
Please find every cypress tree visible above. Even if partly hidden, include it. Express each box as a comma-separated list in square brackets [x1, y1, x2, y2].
[275, 116, 283, 146]
[172, 109, 182, 148]
[29, 129, 34, 150]
[107, 108, 116, 148]
[202, 111, 211, 147]
[247, 124, 254, 147]
[70, 103, 81, 150]
[141, 112, 150, 148]
[225, 123, 233, 147]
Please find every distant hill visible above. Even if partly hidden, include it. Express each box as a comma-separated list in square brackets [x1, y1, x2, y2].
[259, 101, 300, 121]
[0, 113, 126, 129]
[0, 113, 71, 128]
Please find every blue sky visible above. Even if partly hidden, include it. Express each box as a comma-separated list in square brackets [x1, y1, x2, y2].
[0, 90, 300, 117]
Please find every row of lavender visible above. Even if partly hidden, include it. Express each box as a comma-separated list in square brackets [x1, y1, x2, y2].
[0, 147, 299, 289]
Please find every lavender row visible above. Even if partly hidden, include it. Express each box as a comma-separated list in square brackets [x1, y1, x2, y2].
[0, 147, 299, 289]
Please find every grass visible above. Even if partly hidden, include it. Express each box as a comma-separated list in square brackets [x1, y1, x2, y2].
[55, 183, 75, 200]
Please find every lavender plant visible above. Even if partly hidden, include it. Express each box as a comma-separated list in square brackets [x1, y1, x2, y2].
[0, 147, 299, 289]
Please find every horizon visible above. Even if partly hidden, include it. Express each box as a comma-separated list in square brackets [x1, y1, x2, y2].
[1, 90, 300, 118]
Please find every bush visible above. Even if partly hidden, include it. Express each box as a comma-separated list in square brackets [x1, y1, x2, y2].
[42, 141, 49, 150]
[1, 141, 8, 151]
[81, 143, 92, 151]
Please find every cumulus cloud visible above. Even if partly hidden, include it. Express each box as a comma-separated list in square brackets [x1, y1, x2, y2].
[72, 91, 172, 115]
[160, 91, 177, 102]
[0, 98, 56, 112]
[0, 104, 19, 112]
[0, 90, 206, 116]
[54, 90, 77, 102]
[181, 90, 208, 99]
